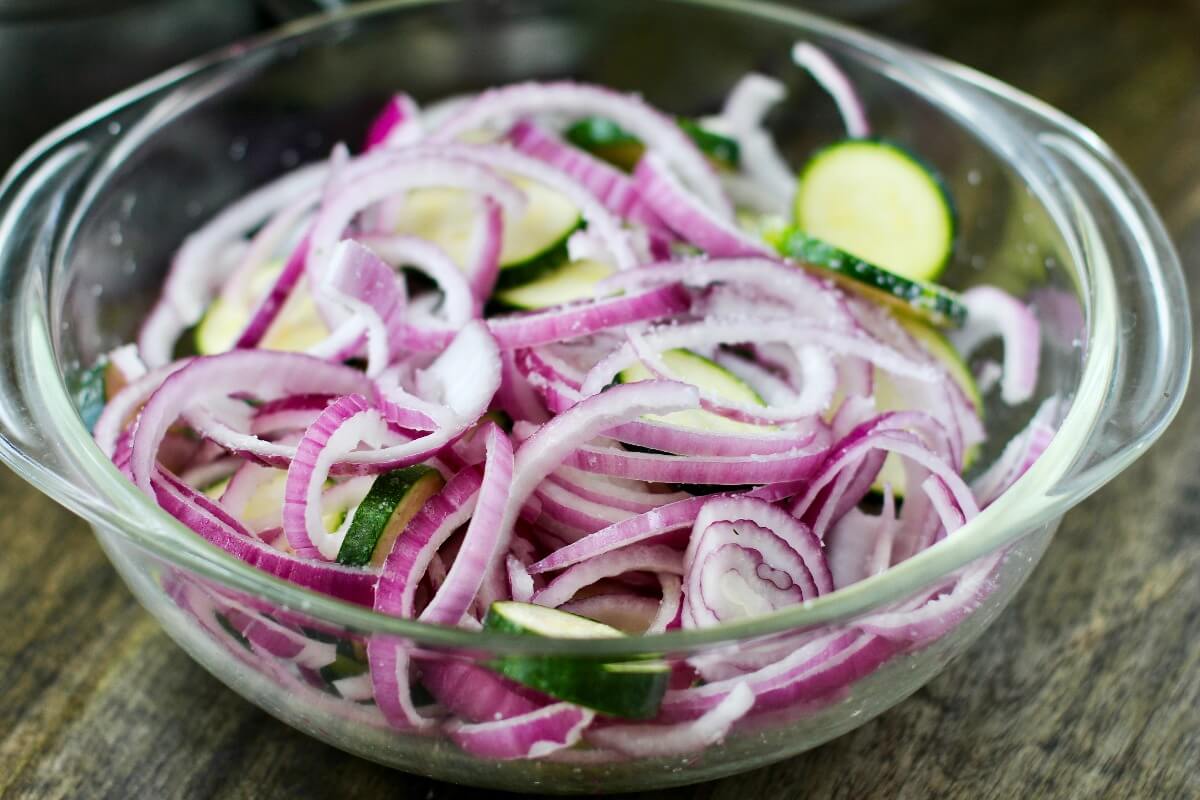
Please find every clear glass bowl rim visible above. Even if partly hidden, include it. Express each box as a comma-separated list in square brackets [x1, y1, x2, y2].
[0, 0, 1189, 656]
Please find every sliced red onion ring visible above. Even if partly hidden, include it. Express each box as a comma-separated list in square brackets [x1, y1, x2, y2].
[367, 639, 440, 730]
[660, 630, 891, 723]
[529, 494, 715, 575]
[703, 74, 795, 214]
[134, 325, 498, 484]
[308, 240, 408, 376]
[249, 393, 335, 436]
[580, 318, 936, 402]
[420, 142, 640, 271]
[566, 436, 828, 485]
[138, 162, 331, 366]
[356, 234, 474, 326]
[683, 497, 830, 629]
[587, 683, 754, 757]
[547, 466, 690, 513]
[490, 380, 699, 563]
[508, 118, 666, 231]
[283, 394, 391, 559]
[973, 398, 1059, 507]
[532, 544, 684, 608]
[951, 286, 1041, 406]
[649, 573, 684, 634]
[497, 350, 551, 425]
[464, 198, 504, 309]
[634, 154, 773, 258]
[533, 479, 635, 534]
[233, 234, 311, 351]
[507, 554, 535, 603]
[791, 42, 870, 138]
[559, 593, 662, 633]
[129, 351, 373, 492]
[596, 258, 856, 328]
[148, 463, 377, 606]
[308, 153, 525, 289]
[376, 466, 483, 620]
[420, 424, 514, 625]
[791, 414, 979, 540]
[392, 283, 692, 353]
[857, 551, 1003, 645]
[365, 92, 423, 150]
[221, 604, 337, 668]
[419, 660, 544, 723]
[430, 80, 730, 216]
[444, 702, 594, 760]
[826, 484, 897, 589]
[94, 359, 191, 458]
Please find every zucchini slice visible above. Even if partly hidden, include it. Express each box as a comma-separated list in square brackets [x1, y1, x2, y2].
[336, 466, 445, 568]
[493, 259, 615, 310]
[778, 229, 967, 328]
[195, 259, 328, 355]
[794, 139, 955, 282]
[617, 348, 771, 437]
[872, 317, 982, 495]
[393, 177, 582, 280]
[483, 601, 669, 719]
[564, 116, 740, 172]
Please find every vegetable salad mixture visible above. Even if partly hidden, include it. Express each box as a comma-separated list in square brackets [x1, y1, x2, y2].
[89, 42, 1056, 760]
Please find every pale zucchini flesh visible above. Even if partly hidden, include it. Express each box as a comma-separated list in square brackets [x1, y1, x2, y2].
[618, 349, 772, 437]
[794, 139, 955, 282]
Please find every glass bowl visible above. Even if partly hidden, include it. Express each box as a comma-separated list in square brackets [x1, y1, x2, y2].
[0, 0, 1189, 792]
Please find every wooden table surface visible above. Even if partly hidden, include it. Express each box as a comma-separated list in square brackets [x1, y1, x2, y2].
[2, 0, 1198, 797]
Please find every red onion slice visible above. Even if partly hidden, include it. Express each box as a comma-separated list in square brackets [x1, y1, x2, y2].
[951, 286, 1041, 405]
[508, 118, 666, 231]
[430, 80, 730, 216]
[147, 463, 377, 606]
[444, 702, 594, 760]
[566, 436, 828, 485]
[308, 240, 408, 376]
[634, 154, 773, 258]
[419, 660, 544, 723]
[683, 497, 830, 629]
[283, 394, 391, 559]
[419, 424, 514, 625]
[791, 43, 870, 138]
[391, 282, 692, 353]
[130, 352, 374, 493]
[365, 92, 423, 150]
[138, 162, 331, 366]
[528, 494, 715, 575]
[587, 683, 754, 757]
[532, 544, 684, 608]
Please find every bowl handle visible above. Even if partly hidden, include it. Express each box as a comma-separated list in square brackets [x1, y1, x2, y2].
[1038, 131, 1191, 503]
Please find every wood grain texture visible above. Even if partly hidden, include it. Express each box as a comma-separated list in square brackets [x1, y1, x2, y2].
[2, 0, 1198, 797]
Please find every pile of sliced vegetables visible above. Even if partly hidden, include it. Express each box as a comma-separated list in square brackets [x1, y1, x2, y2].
[86, 41, 1056, 761]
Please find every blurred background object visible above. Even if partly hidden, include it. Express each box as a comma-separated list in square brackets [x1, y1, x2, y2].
[0, 0, 259, 168]
[0, 0, 915, 171]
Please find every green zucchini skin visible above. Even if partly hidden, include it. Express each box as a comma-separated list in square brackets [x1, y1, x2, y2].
[483, 601, 670, 719]
[564, 115, 740, 171]
[336, 466, 444, 567]
[778, 229, 967, 328]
